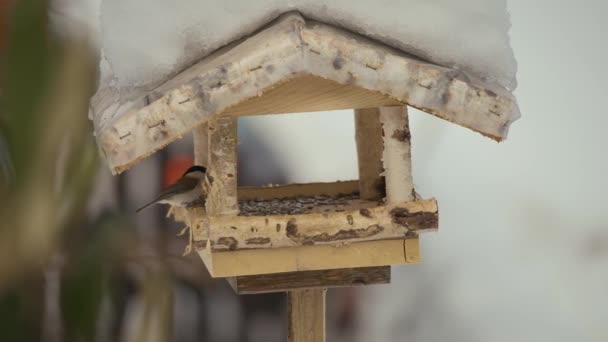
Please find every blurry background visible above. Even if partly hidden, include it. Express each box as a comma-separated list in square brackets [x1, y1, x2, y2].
[1, 0, 607, 342]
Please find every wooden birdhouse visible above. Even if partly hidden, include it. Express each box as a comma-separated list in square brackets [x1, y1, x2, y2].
[91, 11, 519, 341]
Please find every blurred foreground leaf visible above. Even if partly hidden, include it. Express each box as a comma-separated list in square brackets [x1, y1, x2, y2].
[1, 0, 53, 185]
[0, 0, 98, 289]
[0, 288, 40, 342]
[0, 3, 175, 342]
[61, 212, 133, 342]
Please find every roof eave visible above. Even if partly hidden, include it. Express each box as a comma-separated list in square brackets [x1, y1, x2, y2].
[93, 12, 520, 174]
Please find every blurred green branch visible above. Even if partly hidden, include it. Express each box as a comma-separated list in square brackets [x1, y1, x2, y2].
[0, 0, 98, 291]
[0, 2, 180, 342]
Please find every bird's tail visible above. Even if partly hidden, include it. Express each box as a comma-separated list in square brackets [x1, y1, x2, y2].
[135, 201, 157, 213]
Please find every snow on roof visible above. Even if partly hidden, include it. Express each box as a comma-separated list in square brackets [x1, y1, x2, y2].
[96, 0, 516, 106]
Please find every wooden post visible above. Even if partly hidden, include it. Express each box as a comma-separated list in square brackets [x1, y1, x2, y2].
[288, 289, 326, 342]
[190, 117, 237, 255]
[354, 108, 385, 200]
[379, 106, 414, 204]
[193, 123, 209, 217]
[206, 117, 238, 216]
[193, 123, 209, 167]
[379, 106, 420, 262]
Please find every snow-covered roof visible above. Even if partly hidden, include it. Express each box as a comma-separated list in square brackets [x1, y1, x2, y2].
[91, 2, 520, 173]
[98, 0, 516, 94]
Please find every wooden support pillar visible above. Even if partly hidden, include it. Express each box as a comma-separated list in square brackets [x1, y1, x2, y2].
[193, 123, 209, 213]
[193, 123, 209, 167]
[379, 106, 414, 204]
[288, 289, 326, 342]
[354, 108, 385, 200]
[206, 117, 238, 216]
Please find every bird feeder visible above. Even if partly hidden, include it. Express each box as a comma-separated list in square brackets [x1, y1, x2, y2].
[91, 12, 519, 342]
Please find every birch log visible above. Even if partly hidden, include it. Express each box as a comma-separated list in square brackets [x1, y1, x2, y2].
[379, 106, 414, 204]
[205, 117, 238, 216]
[193, 123, 209, 167]
[194, 199, 438, 251]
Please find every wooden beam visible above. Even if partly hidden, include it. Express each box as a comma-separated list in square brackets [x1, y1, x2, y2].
[380, 106, 415, 204]
[93, 13, 519, 174]
[288, 289, 326, 342]
[182, 123, 211, 255]
[197, 238, 420, 278]
[354, 108, 385, 200]
[193, 199, 437, 251]
[205, 117, 238, 216]
[228, 266, 390, 294]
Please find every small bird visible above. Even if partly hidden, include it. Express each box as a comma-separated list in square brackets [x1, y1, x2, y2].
[136, 165, 207, 213]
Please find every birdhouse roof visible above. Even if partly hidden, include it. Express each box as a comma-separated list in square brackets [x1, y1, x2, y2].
[91, 11, 520, 174]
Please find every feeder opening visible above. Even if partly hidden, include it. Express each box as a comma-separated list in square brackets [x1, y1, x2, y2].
[237, 110, 359, 186]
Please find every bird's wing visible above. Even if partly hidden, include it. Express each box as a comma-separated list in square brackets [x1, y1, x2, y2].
[155, 177, 200, 202]
[136, 177, 200, 213]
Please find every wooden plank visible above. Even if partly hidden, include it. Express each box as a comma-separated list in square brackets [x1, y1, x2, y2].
[205, 117, 238, 216]
[380, 106, 415, 204]
[181, 124, 210, 255]
[228, 266, 390, 295]
[354, 108, 385, 200]
[404, 239, 421, 264]
[221, 74, 402, 117]
[288, 289, 326, 342]
[238, 180, 359, 201]
[197, 238, 420, 278]
[193, 199, 437, 251]
[94, 13, 519, 174]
